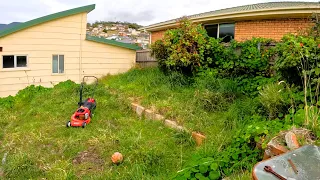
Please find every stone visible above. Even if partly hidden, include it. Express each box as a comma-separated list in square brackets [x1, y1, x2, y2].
[266, 140, 289, 157]
[192, 132, 206, 146]
[154, 114, 165, 121]
[285, 131, 300, 150]
[144, 109, 155, 120]
[164, 120, 184, 131]
[135, 105, 145, 117]
[263, 151, 271, 160]
[131, 103, 138, 111]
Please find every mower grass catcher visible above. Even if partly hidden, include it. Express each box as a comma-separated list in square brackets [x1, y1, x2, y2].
[66, 76, 98, 128]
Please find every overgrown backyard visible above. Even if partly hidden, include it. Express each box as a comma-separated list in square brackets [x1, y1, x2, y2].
[0, 81, 198, 179]
[1, 16, 320, 180]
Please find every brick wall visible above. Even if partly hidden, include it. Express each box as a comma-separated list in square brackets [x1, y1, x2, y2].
[150, 18, 312, 43]
[235, 19, 312, 41]
[151, 30, 166, 43]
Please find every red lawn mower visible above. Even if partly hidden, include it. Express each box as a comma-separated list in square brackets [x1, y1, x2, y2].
[66, 76, 98, 128]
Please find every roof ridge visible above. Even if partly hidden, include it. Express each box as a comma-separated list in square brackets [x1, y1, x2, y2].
[0, 4, 95, 38]
[190, 1, 320, 19]
[144, 1, 320, 30]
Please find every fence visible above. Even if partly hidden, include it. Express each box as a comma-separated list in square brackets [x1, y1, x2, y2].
[136, 50, 157, 68]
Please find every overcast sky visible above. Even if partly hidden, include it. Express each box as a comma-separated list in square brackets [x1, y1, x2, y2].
[0, 0, 319, 26]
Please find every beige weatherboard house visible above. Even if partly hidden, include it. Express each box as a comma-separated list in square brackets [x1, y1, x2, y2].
[0, 4, 140, 97]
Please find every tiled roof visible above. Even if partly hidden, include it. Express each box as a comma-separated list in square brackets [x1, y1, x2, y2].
[144, 1, 320, 30]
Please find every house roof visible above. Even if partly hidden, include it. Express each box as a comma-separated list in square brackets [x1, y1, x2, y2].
[0, 4, 95, 38]
[143, 1, 320, 31]
[86, 35, 141, 51]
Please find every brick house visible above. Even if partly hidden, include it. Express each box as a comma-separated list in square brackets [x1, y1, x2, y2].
[143, 2, 320, 43]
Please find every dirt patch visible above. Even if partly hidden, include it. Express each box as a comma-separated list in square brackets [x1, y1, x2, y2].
[72, 148, 104, 176]
[73, 148, 104, 165]
[0, 168, 4, 177]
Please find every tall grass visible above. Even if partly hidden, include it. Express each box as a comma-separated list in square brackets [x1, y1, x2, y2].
[0, 67, 271, 179]
[102, 67, 265, 157]
[0, 80, 196, 179]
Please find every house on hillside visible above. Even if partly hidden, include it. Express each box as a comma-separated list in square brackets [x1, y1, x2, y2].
[0, 4, 140, 97]
[119, 32, 127, 37]
[143, 2, 320, 43]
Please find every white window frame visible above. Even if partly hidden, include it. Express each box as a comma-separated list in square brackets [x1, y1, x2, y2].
[204, 23, 235, 39]
[52, 54, 65, 74]
[2, 55, 28, 69]
[204, 23, 219, 38]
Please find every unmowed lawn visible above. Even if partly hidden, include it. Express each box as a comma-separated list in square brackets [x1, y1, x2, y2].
[0, 67, 251, 179]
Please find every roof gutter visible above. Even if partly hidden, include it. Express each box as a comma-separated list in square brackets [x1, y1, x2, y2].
[144, 6, 320, 32]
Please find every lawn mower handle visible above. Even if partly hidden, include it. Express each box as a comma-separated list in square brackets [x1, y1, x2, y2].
[78, 76, 98, 107]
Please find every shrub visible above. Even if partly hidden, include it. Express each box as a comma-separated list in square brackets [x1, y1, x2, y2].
[208, 38, 276, 78]
[275, 34, 320, 86]
[235, 76, 276, 97]
[232, 38, 275, 77]
[151, 40, 169, 72]
[151, 18, 210, 75]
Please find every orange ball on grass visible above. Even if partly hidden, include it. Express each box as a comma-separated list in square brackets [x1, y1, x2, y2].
[111, 152, 123, 164]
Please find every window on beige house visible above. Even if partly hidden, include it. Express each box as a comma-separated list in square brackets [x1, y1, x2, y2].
[2, 55, 27, 68]
[52, 55, 64, 74]
[204, 23, 235, 42]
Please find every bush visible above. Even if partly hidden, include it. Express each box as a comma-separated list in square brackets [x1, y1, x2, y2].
[207, 38, 276, 78]
[275, 34, 320, 86]
[151, 18, 210, 75]
[151, 40, 169, 72]
[232, 38, 275, 77]
[235, 76, 276, 97]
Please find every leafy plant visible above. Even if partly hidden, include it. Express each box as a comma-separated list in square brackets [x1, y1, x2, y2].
[151, 18, 210, 75]
[275, 19, 320, 128]
[207, 38, 276, 78]
[275, 34, 320, 86]
[174, 117, 289, 180]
